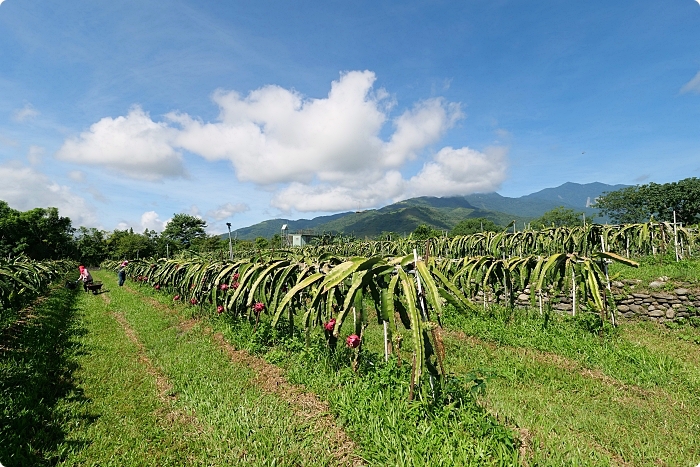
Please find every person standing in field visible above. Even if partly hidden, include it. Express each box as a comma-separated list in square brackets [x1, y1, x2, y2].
[118, 260, 128, 286]
[78, 265, 93, 292]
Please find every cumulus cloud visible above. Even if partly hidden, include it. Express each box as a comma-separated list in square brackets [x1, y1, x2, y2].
[407, 146, 508, 197]
[271, 171, 406, 212]
[68, 170, 85, 182]
[271, 147, 507, 212]
[206, 202, 249, 220]
[680, 70, 700, 94]
[170, 71, 391, 184]
[141, 211, 168, 231]
[27, 145, 44, 165]
[0, 164, 98, 227]
[55, 106, 185, 180]
[12, 104, 39, 122]
[115, 211, 171, 233]
[59, 70, 508, 212]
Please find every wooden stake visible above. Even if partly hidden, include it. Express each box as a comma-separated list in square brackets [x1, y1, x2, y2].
[673, 211, 680, 262]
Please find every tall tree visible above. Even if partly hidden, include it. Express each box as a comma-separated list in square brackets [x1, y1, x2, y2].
[75, 227, 109, 266]
[595, 178, 700, 224]
[107, 229, 155, 260]
[450, 218, 500, 236]
[411, 224, 442, 240]
[161, 214, 207, 248]
[531, 207, 585, 229]
[0, 202, 75, 260]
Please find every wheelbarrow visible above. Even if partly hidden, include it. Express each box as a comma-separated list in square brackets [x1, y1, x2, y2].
[85, 281, 103, 294]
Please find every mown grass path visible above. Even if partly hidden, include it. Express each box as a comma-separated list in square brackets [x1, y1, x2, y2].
[20, 270, 363, 467]
[439, 316, 700, 466]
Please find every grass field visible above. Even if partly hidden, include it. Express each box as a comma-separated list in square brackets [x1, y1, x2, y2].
[2, 262, 700, 466]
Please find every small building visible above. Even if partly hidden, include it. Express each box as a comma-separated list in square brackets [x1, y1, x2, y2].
[282, 225, 321, 247]
[290, 233, 317, 247]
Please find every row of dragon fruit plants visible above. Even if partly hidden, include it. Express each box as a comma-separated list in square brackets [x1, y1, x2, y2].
[105, 248, 638, 396]
[216, 221, 695, 263]
[0, 256, 75, 312]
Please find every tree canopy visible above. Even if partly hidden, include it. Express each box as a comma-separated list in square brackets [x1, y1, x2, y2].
[0, 201, 75, 260]
[161, 214, 207, 247]
[531, 206, 585, 229]
[411, 224, 442, 240]
[594, 178, 700, 225]
[450, 218, 500, 236]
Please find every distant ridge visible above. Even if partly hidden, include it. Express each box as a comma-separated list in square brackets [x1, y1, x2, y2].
[228, 182, 627, 240]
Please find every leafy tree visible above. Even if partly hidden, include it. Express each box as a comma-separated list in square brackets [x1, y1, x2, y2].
[191, 235, 225, 253]
[595, 178, 700, 224]
[531, 206, 585, 229]
[450, 218, 500, 236]
[107, 229, 155, 260]
[254, 237, 269, 249]
[0, 202, 75, 260]
[162, 214, 207, 248]
[269, 233, 283, 249]
[75, 227, 108, 266]
[592, 186, 651, 224]
[411, 224, 442, 240]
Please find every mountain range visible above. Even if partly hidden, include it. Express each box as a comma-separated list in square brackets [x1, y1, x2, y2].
[228, 182, 627, 240]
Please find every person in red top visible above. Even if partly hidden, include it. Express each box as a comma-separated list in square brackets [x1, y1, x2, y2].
[78, 265, 93, 292]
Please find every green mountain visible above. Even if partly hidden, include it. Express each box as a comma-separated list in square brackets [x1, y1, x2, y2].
[228, 182, 626, 240]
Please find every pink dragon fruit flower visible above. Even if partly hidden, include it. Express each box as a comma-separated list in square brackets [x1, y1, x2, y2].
[154, 284, 160, 290]
[232, 282, 240, 289]
[190, 298, 198, 305]
[253, 302, 265, 314]
[324, 319, 336, 332]
[217, 305, 224, 314]
[346, 334, 361, 349]
[233, 273, 240, 281]
[173, 295, 180, 301]
[220, 283, 229, 291]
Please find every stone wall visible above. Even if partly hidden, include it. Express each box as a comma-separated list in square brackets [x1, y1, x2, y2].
[477, 281, 700, 324]
[611, 283, 699, 323]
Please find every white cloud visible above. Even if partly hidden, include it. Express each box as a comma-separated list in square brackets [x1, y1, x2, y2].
[170, 70, 391, 184]
[114, 211, 171, 233]
[271, 171, 406, 212]
[55, 106, 185, 180]
[27, 145, 44, 165]
[68, 170, 85, 182]
[0, 164, 98, 227]
[382, 98, 462, 167]
[680, 70, 700, 94]
[407, 146, 508, 197]
[58, 71, 508, 213]
[0, 0, 6, 6]
[12, 104, 39, 122]
[141, 211, 168, 231]
[270, 146, 508, 212]
[206, 202, 249, 220]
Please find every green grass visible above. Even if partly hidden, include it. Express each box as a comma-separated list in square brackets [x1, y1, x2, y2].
[608, 252, 700, 286]
[438, 306, 700, 466]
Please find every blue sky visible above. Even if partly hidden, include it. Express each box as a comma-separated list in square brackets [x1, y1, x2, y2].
[1, 0, 699, 233]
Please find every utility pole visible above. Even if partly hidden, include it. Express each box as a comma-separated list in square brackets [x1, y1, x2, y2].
[226, 223, 234, 261]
